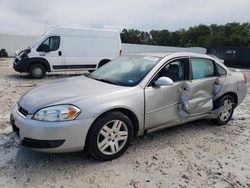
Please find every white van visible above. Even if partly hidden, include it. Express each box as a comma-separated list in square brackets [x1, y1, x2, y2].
[13, 27, 122, 78]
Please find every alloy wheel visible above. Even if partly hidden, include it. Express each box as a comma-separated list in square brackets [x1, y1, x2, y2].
[219, 99, 233, 121]
[97, 120, 128, 155]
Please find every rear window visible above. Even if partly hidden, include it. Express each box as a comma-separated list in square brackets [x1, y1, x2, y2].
[216, 63, 227, 76]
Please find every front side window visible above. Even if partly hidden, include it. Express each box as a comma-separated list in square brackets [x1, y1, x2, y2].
[158, 59, 189, 82]
[37, 36, 60, 52]
[149, 58, 189, 86]
[49, 36, 60, 51]
[191, 58, 215, 79]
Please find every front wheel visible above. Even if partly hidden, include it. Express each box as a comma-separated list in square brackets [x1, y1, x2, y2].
[86, 112, 133, 161]
[29, 63, 46, 79]
[212, 95, 235, 126]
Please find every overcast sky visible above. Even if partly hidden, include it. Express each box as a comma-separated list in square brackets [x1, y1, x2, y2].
[0, 0, 249, 36]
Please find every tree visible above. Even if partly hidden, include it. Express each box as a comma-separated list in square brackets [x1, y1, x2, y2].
[120, 22, 250, 47]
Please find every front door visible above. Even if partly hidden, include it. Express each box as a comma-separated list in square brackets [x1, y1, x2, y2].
[37, 36, 63, 70]
[144, 58, 189, 130]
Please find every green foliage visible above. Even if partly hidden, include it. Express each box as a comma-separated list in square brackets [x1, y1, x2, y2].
[120, 22, 250, 47]
[0, 49, 8, 58]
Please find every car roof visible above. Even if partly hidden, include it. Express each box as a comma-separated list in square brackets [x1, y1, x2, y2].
[132, 52, 173, 58]
[130, 52, 227, 69]
[132, 52, 210, 59]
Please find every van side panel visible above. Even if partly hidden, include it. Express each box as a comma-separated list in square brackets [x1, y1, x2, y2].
[61, 34, 120, 70]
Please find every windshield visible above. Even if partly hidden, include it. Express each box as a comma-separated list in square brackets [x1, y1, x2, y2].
[91, 55, 162, 86]
[29, 34, 47, 49]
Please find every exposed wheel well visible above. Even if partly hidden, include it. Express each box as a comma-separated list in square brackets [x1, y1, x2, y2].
[90, 108, 139, 137]
[98, 59, 111, 68]
[214, 92, 238, 108]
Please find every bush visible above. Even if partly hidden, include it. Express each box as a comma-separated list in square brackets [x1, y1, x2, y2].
[0, 49, 8, 57]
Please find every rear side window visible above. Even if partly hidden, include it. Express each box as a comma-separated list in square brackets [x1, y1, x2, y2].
[37, 36, 60, 52]
[191, 58, 215, 79]
[215, 63, 227, 76]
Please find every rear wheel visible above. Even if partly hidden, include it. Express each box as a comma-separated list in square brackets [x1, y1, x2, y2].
[29, 63, 46, 79]
[212, 95, 235, 126]
[87, 112, 133, 161]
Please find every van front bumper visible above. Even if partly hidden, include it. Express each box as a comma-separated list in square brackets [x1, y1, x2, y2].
[10, 104, 94, 153]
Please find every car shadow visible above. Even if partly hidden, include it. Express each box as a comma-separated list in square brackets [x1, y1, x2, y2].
[1, 118, 232, 183]
[11, 119, 221, 169]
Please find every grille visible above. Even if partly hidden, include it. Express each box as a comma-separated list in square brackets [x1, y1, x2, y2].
[18, 105, 28, 117]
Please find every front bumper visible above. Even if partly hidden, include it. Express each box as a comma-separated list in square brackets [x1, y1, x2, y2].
[10, 104, 94, 153]
[13, 57, 29, 73]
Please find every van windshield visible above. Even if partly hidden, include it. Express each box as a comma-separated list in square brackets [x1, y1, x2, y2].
[29, 34, 47, 48]
[90, 55, 161, 87]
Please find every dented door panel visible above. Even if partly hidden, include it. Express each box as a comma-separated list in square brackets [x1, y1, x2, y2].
[145, 82, 184, 130]
[178, 77, 217, 118]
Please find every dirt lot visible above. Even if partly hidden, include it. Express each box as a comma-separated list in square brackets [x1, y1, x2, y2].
[0, 58, 250, 188]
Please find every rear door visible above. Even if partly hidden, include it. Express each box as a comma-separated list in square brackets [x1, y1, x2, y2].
[179, 58, 217, 118]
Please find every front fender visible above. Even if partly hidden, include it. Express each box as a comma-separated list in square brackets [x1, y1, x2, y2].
[76, 88, 145, 136]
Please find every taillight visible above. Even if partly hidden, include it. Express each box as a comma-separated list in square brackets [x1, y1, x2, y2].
[243, 73, 247, 83]
[119, 49, 122, 56]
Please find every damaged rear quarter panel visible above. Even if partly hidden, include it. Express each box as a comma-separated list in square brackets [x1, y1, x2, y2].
[215, 72, 247, 105]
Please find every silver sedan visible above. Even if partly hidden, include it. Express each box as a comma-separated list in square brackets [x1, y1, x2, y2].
[10, 52, 247, 161]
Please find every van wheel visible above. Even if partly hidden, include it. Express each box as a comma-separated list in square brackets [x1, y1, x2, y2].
[212, 95, 235, 126]
[29, 63, 46, 79]
[98, 59, 110, 68]
[87, 112, 133, 161]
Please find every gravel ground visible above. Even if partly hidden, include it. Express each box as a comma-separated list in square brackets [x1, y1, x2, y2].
[0, 58, 250, 188]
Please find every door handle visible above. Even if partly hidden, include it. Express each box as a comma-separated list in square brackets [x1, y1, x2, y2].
[58, 51, 62, 56]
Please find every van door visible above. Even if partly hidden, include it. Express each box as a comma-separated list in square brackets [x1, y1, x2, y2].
[37, 36, 62, 71]
[179, 58, 217, 119]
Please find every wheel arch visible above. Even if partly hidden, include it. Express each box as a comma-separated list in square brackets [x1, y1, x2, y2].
[87, 108, 140, 138]
[214, 92, 238, 108]
[28, 58, 51, 72]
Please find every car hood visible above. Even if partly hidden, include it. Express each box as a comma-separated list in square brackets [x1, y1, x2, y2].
[19, 76, 128, 114]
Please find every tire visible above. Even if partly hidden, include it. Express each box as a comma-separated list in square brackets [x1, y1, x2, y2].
[86, 111, 133, 161]
[212, 95, 235, 126]
[29, 63, 46, 79]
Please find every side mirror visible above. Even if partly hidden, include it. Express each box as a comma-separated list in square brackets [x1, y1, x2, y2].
[154, 77, 174, 87]
[15, 51, 19, 57]
[37, 44, 50, 53]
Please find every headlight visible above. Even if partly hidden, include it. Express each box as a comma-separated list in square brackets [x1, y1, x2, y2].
[32, 105, 81, 122]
